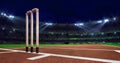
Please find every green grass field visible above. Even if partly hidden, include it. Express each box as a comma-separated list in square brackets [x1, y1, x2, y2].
[0, 44, 80, 48]
[98, 42, 120, 47]
[0, 42, 120, 48]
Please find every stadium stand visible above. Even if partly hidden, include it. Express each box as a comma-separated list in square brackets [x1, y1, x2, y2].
[0, 15, 120, 44]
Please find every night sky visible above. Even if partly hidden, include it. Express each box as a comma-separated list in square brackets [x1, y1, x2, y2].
[0, 0, 120, 23]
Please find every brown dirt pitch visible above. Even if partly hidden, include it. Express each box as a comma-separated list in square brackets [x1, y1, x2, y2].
[0, 44, 120, 63]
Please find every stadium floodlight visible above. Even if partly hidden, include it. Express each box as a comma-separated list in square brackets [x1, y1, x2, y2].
[79, 23, 84, 26]
[74, 23, 84, 26]
[113, 17, 116, 21]
[74, 23, 79, 26]
[104, 19, 109, 23]
[0, 12, 15, 19]
[1, 12, 4, 15]
[8, 15, 15, 19]
[97, 20, 103, 23]
[45, 23, 53, 26]
[3, 13, 7, 16]
[1, 12, 7, 16]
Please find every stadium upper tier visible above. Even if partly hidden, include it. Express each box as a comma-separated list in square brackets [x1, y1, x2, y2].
[0, 15, 120, 33]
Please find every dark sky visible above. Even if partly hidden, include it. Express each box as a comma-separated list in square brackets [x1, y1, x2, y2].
[0, 0, 120, 23]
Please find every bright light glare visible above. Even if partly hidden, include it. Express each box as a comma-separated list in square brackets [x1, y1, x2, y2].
[1, 12, 7, 16]
[74, 23, 84, 26]
[79, 23, 84, 25]
[97, 20, 102, 23]
[113, 17, 116, 20]
[8, 15, 15, 19]
[104, 19, 109, 23]
[1, 13, 4, 15]
[1, 12, 15, 19]
[1, 13, 7, 16]
[3, 13, 7, 16]
[45, 23, 53, 26]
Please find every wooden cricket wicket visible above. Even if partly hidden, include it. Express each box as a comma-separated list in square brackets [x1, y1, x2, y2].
[25, 8, 39, 53]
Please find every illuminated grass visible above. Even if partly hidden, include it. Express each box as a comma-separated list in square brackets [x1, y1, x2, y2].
[0, 42, 119, 48]
[0, 44, 79, 48]
[99, 42, 120, 47]
[0, 44, 25, 48]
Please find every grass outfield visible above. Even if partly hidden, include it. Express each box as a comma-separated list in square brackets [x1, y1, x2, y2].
[0, 42, 120, 48]
[99, 42, 120, 47]
[0, 44, 80, 48]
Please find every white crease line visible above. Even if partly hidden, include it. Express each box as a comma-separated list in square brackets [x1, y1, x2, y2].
[0, 48, 24, 54]
[29, 52, 120, 63]
[0, 48, 120, 63]
[55, 48, 116, 51]
[0, 48, 24, 52]
[0, 52, 13, 54]
[27, 54, 51, 60]
[50, 54, 120, 63]
[114, 50, 120, 53]
[0, 48, 12, 50]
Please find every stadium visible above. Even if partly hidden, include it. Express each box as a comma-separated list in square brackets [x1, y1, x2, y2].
[0, 13, 120, 44]
[0, 0, 120, 63]
[0, 12, 120, 63]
